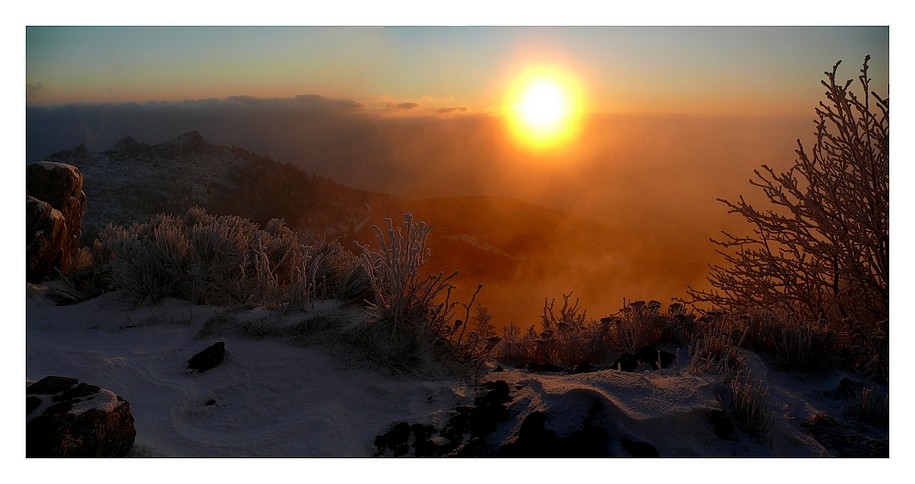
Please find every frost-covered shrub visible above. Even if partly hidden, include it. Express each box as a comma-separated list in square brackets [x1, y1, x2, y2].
[57, 245, 112, 299]
[355, 214, 458, 330]
[337, 262, 374, 306]
[686, 326, 745, 375]
[495, 322, 538, 367]
[98, 214, 190, 303]
[680, 309, 845, 375]
[616, 299, 694, 351]
[494, 294, 602, 367]
[737, 311, 838, 372]
[352, 214, 496, 374]
[184, 213, 259, 305]
[833, 318, 888, 382]
[689, 57, 888, 326]
[687, 57, 888, 381]
[97, 207, 360, 309]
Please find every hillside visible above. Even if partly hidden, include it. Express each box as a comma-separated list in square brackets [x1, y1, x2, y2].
[43, 131, 385, 244]
[40, 132, 680, 326]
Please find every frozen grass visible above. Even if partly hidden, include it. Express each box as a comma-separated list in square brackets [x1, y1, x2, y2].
[83, 207, 887, 382]
[725, 369, 774, 443]
[495, 297, 696, 367]
[95, 207, 368, 312]
[93, 210, 490, 376]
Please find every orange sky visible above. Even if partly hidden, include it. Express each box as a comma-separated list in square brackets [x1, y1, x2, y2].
[26, 26, 888, 118]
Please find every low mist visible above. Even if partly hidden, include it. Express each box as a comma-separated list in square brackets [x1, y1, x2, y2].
[27, 95, 814, 326]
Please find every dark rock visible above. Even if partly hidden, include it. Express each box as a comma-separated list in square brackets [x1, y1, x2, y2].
[527, 362, 566, 373]
[205, 399, 217, 406]
[440, 405, 472, 447]
[612, 347, 677, 372]
[571, 362, 599, 374]
[467, 380, 512, 437]
[562, 399, 613, 456]
[26, 162, 87, 282]
[377, 380, 516, 457]
[500, 411, 562, 456]
[497, 400, 613, 457]
[188, 342, 226, 373]
[476, 380, 511, 406]
[657, 350, 676, 368]
[453, 436, 489, 457]
[833, 377, 868, 399]
[374, 421, 412, 457]
[634, 346, 676, 369]
[711, 409, 735, 440]
[469, 403, 510, 438]
[26, 376, 136, 457]
[410, 423, 440, 457]
[621, 435, 659, 457]
[492, 365, 504, 372]
[27, 396, 42, 415]
[612, 352, 639, 372]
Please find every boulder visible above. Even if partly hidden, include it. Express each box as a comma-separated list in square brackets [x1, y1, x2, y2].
[26, 196, 69, 283]
[27, 376, 136, 457]
[188, 342, 226, 373]
[26, 162, 87, 282]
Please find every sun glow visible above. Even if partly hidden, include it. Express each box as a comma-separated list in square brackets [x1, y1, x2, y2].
[506, 66, 585, 150]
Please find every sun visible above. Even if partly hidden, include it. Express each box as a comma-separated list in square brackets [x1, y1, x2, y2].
[506, 67, 584, 150]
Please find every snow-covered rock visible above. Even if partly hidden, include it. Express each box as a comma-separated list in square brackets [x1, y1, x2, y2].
[26, 376, 137, 457]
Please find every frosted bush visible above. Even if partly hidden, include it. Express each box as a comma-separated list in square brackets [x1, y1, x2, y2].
[97, 207, 362, 309]
[355, 214, 458, 331]
[99, 214, 190, 303]
[350, 214, 499, 374]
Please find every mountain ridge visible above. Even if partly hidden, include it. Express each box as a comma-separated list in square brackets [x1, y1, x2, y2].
[41, 131, 678, 325]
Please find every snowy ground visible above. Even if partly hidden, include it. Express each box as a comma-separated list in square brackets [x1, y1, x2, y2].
[17, 282, 904, 481]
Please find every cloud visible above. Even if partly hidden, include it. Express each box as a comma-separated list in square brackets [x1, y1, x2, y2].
[437, 106, 469, 114]
[385, 101, 420, 111]
[26, 82, 44, 96]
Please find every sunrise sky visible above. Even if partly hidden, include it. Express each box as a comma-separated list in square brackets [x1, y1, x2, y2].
[13, 2, 907, 326]
[26, 25, 887, 118]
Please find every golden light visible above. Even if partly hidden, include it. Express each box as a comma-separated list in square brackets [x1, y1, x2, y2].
[506, 66, 585, 150]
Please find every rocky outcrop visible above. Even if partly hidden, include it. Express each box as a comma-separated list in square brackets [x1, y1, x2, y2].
[26, 161, 87, 282]
[27, 376, 136, 457]
[374, 380, 513, 457]
[26, 196, 69, 283]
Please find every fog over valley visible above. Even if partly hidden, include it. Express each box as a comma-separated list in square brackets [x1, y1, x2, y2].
[27, 95, 812, 325]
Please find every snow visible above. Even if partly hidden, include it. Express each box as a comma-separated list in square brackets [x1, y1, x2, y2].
[16, 284, 905, 482]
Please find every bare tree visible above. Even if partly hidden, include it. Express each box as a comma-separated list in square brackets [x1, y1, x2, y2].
[689, 56, 888, 326]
